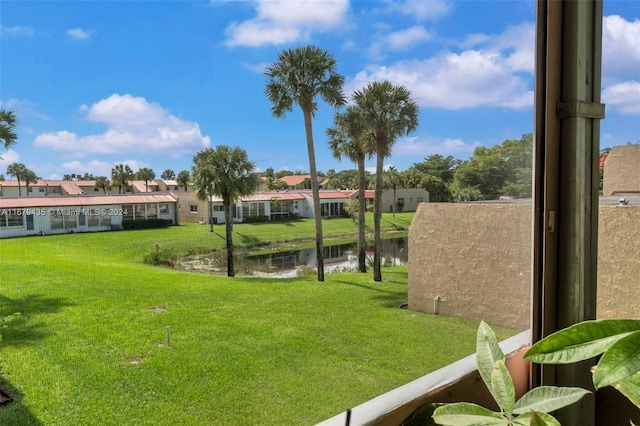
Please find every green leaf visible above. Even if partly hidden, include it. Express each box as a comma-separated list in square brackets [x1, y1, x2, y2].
[491, 360, 515, 415]
[513, 386, 590, 414]
[611, 371, 640, 408]
[514, 411, 561, 426]
[593, 331, 640, 389]
[525, 319, 640, 364]
[432, 402, 507, 426]
[476, 321, 505, 394]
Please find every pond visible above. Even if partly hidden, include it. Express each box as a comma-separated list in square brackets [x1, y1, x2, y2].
[178, 237, 408, 278]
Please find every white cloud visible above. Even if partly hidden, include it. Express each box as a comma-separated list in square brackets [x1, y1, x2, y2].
[602, 81, 640, 115]
[370, 25, 432, 58]
[224, 0, 349, 47]
[66, 28, 93, 40]
[34, 94, 211, 156]
[395, 136, 480, 157]
[349, 22, 535, 110]
[0, 150, 20, 167]
[0, 98, 49, 121]
[603, 15, 640, 80]
[0, 25, 35, 37]
[385, 0, 451, 21]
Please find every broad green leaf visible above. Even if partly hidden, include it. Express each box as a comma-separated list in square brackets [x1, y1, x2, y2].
[593, 331, 640, 389]
[490, 359, 515, 415]
[432, 402, 507, 426]
[477, 321, 505, 393]
[512, 386, 589, 414]
[525, 319, 640, 364]
[612, 371, 640, 408]
[515, 411, 561, 426]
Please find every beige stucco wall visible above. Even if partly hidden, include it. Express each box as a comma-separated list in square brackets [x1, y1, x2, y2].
[408, 202, 640, 330]
[603, 145, 640, 196]
[408, 203, 532, 330]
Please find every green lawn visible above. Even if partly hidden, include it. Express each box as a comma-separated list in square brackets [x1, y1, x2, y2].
[0, 215, 514, 425]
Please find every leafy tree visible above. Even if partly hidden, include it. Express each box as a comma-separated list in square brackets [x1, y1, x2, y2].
[452, 134, 532, 200]
[111, 164, 133, 194]
[406, 154, 461, 202]
[265, 44, 346, 282]
[353, 80, 419, 281]
[191, 146, 259, 277]
[137, 167, 155, 192]
[81, 172, 96, 180]
[384, 166, 403, 217]
[327, 105, 374, 273]
[0, 109, 17, 159]
[0, 174, 4, 181]
[161, 169, 176, 180]
[176, 170, 190, 191]
[6, 162, 28, 196]
[94, 176, 111, 194]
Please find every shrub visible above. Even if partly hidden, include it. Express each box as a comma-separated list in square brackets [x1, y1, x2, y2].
[143, 244, 177, 268]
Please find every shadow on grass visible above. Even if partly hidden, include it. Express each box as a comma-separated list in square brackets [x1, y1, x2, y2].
[0, 380, 44, 425]
[0, 294, 74, 347]
[233, 231, 263, 246]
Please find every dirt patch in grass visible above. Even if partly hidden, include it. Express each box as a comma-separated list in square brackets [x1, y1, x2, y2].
[149, 306, 167, 313]
[124, 356, 147, 365]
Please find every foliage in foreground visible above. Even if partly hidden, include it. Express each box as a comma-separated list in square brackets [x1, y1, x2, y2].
[525, 319, 640, 408]
[432, 322, 589, 426]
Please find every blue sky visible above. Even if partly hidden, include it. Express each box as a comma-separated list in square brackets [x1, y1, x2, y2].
[1, 0, 638, 180]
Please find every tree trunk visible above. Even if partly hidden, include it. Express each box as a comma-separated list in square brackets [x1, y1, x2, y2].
[373, 148, 384, 282]
[392, 186, 396, 218]
[357, 156, 367, 273]
[302, 107, 324, 281]
[224, 200, 234, 277]
[209, 198, 214, 233]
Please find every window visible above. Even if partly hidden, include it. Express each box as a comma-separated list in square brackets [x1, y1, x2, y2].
[417, 197, 424, 203]
[0, 211, 23, 227]
[146, 204, 157, 219]
[50, 210, 64, 230]
[213, 204, 224, 212]
[159, 204, 168, 215]
[242, 202, 265, 218]
[190, 205, 198, 213]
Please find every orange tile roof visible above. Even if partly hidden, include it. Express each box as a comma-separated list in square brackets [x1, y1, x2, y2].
[0, 193, 178, 209]
[599, 153, 608, 170]
[278, 175, 311, 187]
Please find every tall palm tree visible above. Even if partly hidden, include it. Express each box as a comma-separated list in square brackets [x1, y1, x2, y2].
[353, 81, 419, 281]
[384, 166, 404, 217]
[6, 162, 27, 196]
[111, 164, 133, 194]
[23, 169, 39, 195]
[327, 106, 372, 273]
[94, 176, 111, 194]
[265, 45, 346, 282]
[192, 146, 258, 277]
[137, 167, 155, 192]
[0, 109, 17, 159]
[177, 170, 190, 191]
[161, 169, 176, 180]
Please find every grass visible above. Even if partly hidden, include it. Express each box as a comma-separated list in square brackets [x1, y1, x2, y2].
[0, 214, 515, 425]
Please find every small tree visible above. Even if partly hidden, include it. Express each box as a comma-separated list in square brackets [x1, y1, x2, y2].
[94, 176, 111, 194]
[192, 146, 258, 277]
[161, 169, 176, 180]
[6, 162, 27, 196]
[177, 170, 190, 191]
[111, 164, 133, 194]
[137, 167, 155, 192]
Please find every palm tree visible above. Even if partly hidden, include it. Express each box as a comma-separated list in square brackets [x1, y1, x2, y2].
[327, 106, 373, 273]
[265, 45, 346, 282]
[384, 166, 404, 217]
[0, 109, 17, 159]
[192, 146, 258, 277]
[6, 162, 27, 196]
[137, 167, 155, 192]
[177, 170, 190, 191]
[23, 169, 39, 195]
[94, 176, 111, 194]
[111, 164, 133, 194]
[161, 169, 176, 180]
[353, 80, 419, 281]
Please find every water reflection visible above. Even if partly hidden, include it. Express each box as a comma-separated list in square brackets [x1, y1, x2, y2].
[179, 237, 408, 278]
